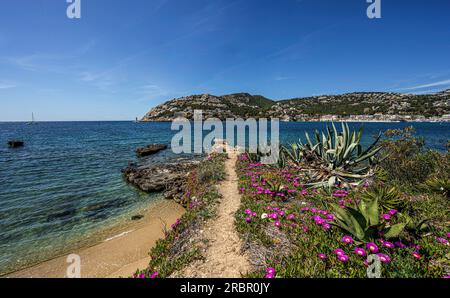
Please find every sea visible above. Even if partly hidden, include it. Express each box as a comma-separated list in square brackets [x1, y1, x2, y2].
[0, 121, 448, 274]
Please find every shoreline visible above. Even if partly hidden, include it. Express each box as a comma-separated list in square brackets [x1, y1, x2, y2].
[5, 199, 185, 278]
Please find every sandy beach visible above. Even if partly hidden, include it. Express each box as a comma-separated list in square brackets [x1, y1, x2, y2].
[6, 199, 185, 278]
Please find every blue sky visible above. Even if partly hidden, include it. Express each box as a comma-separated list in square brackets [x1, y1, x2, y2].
[1, 0, 450, 121]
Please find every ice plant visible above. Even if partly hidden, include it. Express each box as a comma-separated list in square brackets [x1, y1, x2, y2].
[354, 248, 367, 256]
[318, 253, 327, 260]
[382, 241, 395, 249]
[382, 214, 391, 221]
[337, 254, 349, 262]
[245, 217, 252, 223]
[342, 235, 354, 244]
[411, 252, 421, 260]
[377, 253, 391, 264]
[366, 242, 379, 253]
[334, 249, 346, 256]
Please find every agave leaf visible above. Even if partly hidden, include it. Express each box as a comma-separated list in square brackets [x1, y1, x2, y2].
[360, 197, 379, 225]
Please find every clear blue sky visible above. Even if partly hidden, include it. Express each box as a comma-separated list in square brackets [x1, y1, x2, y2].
[1, 0, 449, 121]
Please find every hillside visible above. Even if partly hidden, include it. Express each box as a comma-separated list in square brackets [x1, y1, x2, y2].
[141, 90, 450, 122]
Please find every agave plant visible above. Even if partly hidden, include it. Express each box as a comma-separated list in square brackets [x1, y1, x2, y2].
[283, 122, 382, 188]
[331, 198, 406, 244]
[419, 176, 450, 198]
[361, 186, 406, 213]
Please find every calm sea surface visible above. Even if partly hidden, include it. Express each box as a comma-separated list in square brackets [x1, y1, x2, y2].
[0, 121, 448, 274]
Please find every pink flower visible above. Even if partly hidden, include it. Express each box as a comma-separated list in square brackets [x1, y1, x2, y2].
[342, 236, 354, 244]
[377, 253, 391, 264]
[447, 233, 450, 238]
[382, 214, 391, 221]
[354, 248, 367, 256]
[287, 214, 295, 220]
[266, 267, 276, 275]
[318, 253, 327, 260]
[382, 241, 395, 249]
[394, 241, 406, 248]
[274, 220, 281, 227]
[366, 242, 379, 253]
[334, 249, 346, 256]
[252, 212, 257, 217]
[322, 223, 331, 230]
[245, 217, 252, 222]
[245, 209, 252, 215]
[388, 209, 398, 216]
[269, 213, 278, 220]
[436, 237, 449, 245]
[150, 271, 158, 278]
[337, 254, 349, 262]
[411, 252, 421, 260]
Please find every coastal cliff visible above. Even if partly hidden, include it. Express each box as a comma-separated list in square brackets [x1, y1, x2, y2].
[142, 90, 450, 122]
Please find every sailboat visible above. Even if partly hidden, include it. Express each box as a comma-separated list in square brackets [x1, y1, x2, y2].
[27, 113, 35, 125]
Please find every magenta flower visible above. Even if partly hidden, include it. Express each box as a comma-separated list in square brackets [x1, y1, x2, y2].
[334, 248, 346, 256]
[382, 214, 391, 221]
[377, 253, 391, 264]
[252, 212, 257, 217]
[266, 267, 276, 275]
[382, 241, 395, 249]
[411, 252, 421, 260]
[245, 208, 252, 215]
[388, 209, 398, 216]
[326, 214, 335, 221]
[150, 271, 158, 279]
[342, 235, 354, 244]
[245, 217, 252, 223]
[287, 214, 295, 220]
[354, 248, 367, 256]
[436, 237, 449, 245]
[447, 233, 450, 238]
[269, 213, 278, 220]
[274, 220, 281, 227]
[318, 253, 327, 260]
[322, 223, 331, 230]
[394, 241, 406, 248]
[366, 242, 379, 253]
[337, 254, 349, 262]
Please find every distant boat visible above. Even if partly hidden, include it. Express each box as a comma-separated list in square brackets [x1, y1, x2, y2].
[27, 113, 35, 125]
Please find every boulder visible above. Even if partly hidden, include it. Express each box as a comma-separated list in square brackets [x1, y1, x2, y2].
[122, 159, 199, 203]
[136, 144, 168, 157]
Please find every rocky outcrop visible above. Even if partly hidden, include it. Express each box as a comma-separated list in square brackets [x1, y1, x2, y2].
[136, 144, 168, 157]
[141, 90, 450, 122]
[122, 160, 199, 203]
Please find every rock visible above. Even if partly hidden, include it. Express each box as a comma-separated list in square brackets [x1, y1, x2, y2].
[8, 140, 24, 148]
[122, 159, 199, 204]
[131, 214, 144, 221]
[136, 144, 168, 157]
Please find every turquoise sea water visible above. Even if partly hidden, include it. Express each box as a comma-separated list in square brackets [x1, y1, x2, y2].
[0, 121, 448, 274]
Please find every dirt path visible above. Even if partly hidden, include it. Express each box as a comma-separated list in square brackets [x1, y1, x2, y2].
[181, 145, 250, 278]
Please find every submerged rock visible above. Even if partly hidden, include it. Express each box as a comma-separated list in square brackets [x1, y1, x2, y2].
[8, 140, 24, 148]
[131, 214, 144, 221]
[136, 144, 168, 157]
[122, 159, 199, 203]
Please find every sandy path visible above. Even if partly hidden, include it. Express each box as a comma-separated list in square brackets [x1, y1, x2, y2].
[181, 146, 250, 278]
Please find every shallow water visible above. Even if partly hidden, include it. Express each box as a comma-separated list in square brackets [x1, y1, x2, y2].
[0, 121, 448, 274]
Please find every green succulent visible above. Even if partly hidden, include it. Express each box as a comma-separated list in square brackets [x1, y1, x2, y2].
[283, 122, 382, 189]
[418, 176, 450, 198]
[361, 186, 406, 213]
[331, 198, 406, 243]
